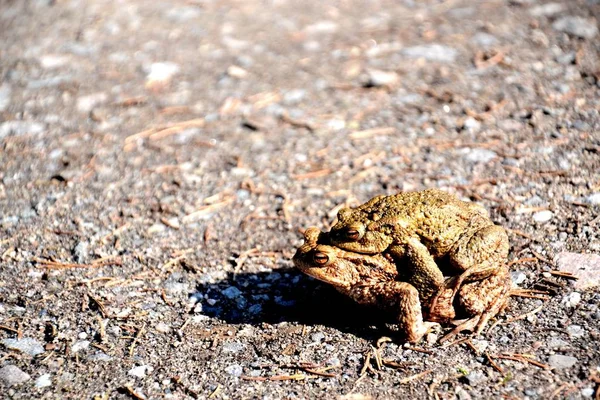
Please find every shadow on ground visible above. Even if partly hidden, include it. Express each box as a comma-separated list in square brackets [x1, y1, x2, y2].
[195, 268, 397, 341]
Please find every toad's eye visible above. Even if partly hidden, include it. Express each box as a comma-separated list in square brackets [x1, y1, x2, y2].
[313, 252, 329, 265]
[345, 229, 360, 241]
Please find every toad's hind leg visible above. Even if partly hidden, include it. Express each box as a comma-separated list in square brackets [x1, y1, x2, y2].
[439, 267, 511, 343]
[348, 281, 439, 343]
[446, 224, 509, 301]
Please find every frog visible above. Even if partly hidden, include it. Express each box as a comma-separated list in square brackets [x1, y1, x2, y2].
[328, 189, 510, 309]
[293, 227, 511, 343]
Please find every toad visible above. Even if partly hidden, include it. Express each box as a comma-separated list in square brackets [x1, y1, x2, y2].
[329, 189, 509, 307]
[293, 227, 511, 343]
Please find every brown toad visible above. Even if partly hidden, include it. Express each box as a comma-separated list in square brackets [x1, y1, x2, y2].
[293, 227, 511, 343]
[329, 189, 509, 307]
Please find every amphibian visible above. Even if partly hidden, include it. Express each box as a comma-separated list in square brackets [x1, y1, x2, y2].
[293, 227, 511, 343]
[329, 189, 509, 307]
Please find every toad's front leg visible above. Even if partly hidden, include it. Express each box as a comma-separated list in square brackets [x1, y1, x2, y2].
[388, 237, 445, 307]
[348, 281, 439, 343]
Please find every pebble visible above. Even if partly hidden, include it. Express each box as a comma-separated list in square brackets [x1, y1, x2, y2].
[311, 332, 325, 343]
[35, 373, 52, 388]
[552, 17, 598, 39]
[225, 364, 243, 377]
[402, 44, 458, 62]
[532, 210, 553, 223]
[470, 32, 499, 48]
[222, 286, 241, 299]
[547, 338, 569, 348]
[581, 387, 596, 397]
[465, 370, 486, 385]
[548, 354, 578, 369]
[222, 342, 245, 353]
[528, 3, 564, 17]
[39, 54, 70, 69]
[73, 241, 89, 263]
[71, 340, 90, 353]
[462, 117, 481, 131]
[76, 92, 108, 113]
[155, 323, 171, 333]
[469, 339, 489, 353]
[164, 279, 189, 295]
[0, 365, 31, 387]
[0, 83, 11, 111]
[145, 62, 180, 87]
[304, 20, 338, 35]
[226, 65, 248, 79]
[364, 69, 399, 87]
[524, 388, 538, 396]
[87, 352, 113, 362]
[567, 325, 585, 338]
[455, 386, 472, 400]
[0, 121, 45, 138]
[2, 338, 45, 357]
[27, 75, 73, 89]
[247, 304, 262, 314]
[283, 89, 306, 104]
[166, 6, 201, 21]
[585, 193, 600, 205]
[128, 365, 153, 378]
[463, 148, 497, 163]
[555, 252, 600, 289]
[561, 292, 581, 308]
[511, 271, 527, 285]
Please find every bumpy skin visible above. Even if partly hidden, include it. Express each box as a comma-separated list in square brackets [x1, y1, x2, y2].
[429, 265, 511, 343]
[293, 227, 511, 343]
[329, 189, 509, 306]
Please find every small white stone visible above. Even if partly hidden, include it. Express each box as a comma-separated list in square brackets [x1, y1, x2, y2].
[155, 323, 171, 333]
[365, 69, 398, 87]
[76, 92, 108, 113]
[548, 354, 578, 369]
[226, 65, 248, 78]
[0, 83, 11, 112]
[304, 20, 338, 35]
[511, 271, 527, 285]
[225, 364, 243, 377]
[585, 193, 600, 205]
[532, 210, 553, 223]
[2, 338, 45, 356]
[566, 325, 585, 338]
[0, 365, 30, 387]
[561, 292, 581, 308]
[463, 117, 481, 131]
[39, 54, 70, 69]
[529, 3, 564, 17]
[71, 340, 90, 353]
[35, 373, 52, 388]
[463, 148, 497, 163]
[128, 365, 153, 378]
[78, 332, 88, 340]
[146, 62, 180, 87]
[327, 119, 345, 131]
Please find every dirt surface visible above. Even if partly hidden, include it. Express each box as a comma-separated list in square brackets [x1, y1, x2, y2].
[1, 0, 600, 398]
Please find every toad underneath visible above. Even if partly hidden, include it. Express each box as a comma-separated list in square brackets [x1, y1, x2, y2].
[293, 227, 511, 343]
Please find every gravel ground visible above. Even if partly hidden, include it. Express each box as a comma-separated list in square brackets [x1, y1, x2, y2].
[1, 0, 600, 399]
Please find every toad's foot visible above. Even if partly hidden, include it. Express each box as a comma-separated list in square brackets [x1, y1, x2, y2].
[407, 321, 440, 344]
[438, 316, 482, 344]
